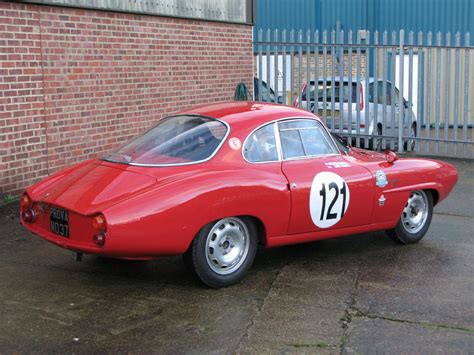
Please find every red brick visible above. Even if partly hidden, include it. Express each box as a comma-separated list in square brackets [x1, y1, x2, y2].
[0, 1, 253, 197]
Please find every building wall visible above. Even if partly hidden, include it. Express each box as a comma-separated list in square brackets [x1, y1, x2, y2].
[254, 0, 473, 36]
[0, 2, 253, 198]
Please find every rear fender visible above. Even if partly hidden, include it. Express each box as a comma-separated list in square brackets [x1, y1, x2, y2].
[103, 169, 290, 256]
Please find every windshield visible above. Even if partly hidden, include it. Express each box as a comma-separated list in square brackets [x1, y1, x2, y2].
[103, 115, 228, 165]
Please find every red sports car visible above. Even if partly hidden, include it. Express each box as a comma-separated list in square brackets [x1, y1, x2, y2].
[20, 102, 458, 287]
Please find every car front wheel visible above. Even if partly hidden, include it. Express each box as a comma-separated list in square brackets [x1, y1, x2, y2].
[386, 190, 433, 244]
[184, 217, 257, 288]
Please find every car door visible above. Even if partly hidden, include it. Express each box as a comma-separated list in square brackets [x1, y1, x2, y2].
[278, 118, 374, 235]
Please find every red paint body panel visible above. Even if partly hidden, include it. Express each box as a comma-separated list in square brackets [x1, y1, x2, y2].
[282, 155, 374, 234]
[21, 102, 458, 259]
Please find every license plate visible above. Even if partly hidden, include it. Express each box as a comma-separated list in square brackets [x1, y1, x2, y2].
[50, 207, 69, 238]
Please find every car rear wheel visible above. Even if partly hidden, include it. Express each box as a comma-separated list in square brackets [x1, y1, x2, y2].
[386, 190, 433, 244]
[184, 217, 257, 288]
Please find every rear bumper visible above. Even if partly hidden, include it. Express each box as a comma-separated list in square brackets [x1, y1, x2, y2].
[22, 219, 105, 255]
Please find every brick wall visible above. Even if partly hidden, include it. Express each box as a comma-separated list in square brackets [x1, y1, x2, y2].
[0, 2, 253, 199]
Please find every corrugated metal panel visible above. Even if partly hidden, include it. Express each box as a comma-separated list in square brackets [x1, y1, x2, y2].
[254, 0, 473, 45]
[254, 0, 319, 32]
[373, 0, 473, 35]
[320, 0, 369, 33]
[23, 0, 254, 24]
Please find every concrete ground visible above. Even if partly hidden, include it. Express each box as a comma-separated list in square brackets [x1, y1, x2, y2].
[0, 157, 473, 354]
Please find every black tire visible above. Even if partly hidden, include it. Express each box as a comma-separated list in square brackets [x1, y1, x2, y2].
[185, 217, 258, 288]
[386, 190, 433, 244]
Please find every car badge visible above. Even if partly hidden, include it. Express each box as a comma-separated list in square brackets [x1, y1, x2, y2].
[228, 137, 242, 150]
[375, 170, 388, 188]
[378, 195, 386, 206]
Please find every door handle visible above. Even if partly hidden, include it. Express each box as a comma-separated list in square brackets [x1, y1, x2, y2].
[291, 183, 297, 189]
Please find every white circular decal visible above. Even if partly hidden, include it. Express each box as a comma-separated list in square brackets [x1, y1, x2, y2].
[310, 171, 350, 228]
[228, 137, 242, 150]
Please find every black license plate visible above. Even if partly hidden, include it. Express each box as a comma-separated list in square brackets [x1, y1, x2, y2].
[50, 207, 69, 238]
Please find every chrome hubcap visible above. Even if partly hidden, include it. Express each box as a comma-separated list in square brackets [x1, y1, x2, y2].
[205, 217, 249, 275]
[401, 190, 428, 234]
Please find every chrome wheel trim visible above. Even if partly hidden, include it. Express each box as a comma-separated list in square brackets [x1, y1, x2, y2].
[205, 217, 250, 275]
[401, 190, 429, 234]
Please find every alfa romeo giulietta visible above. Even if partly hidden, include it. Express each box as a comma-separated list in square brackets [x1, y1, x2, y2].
[20, 102, 458, 287]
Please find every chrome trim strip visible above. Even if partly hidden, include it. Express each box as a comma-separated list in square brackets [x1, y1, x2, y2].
[273, 122, 283, 161]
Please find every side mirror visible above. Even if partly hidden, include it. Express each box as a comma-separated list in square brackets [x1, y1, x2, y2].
[384, 150, 398, 164]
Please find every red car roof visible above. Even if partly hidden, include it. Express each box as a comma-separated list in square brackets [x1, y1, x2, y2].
[178, 101, 317, 129]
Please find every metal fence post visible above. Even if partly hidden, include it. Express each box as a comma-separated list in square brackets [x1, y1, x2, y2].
[282, 29, 287, 105]
[398, 30, 405, 153]
[252, 28, 473, 159]
[463, 33, 471, 158]
[322, 31, 328, 125]
[416, 31, 423, 154]
[257, 29, 263, 101]
[373, 31, 379, 149]
[274, 29, 279, 105]
[314, 30, 319, 113]
[444, 33, 451, 155]
[306, 30, 311, 111]
[365, 30, 371, 148]
[435, 32, 442, 153]
[407, 31, 414, 151]
[355, 31, 362, 148]
[425, 32, 433, 153]
[266, 29, 271, 102]
[298, 30, 303, 108]
[348, 30, 353, 144]
[453, 32, 461, 155]
[290, 30, 295, 106]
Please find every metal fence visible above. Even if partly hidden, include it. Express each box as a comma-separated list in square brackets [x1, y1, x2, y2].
[254, 29, 474, 158]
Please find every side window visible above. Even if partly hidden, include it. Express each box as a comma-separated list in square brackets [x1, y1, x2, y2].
[279, 119, 338, 159]
[243, 124, 279, 163]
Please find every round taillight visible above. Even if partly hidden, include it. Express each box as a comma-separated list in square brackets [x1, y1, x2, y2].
[93, 232, 106, 247]
[21, 194, 32, 210]
[92, 214, 106, 231]
[21, 209, 35, 223]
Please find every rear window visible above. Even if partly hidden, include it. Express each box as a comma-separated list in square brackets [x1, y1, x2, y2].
[302, 81, 357, 103]
[103, 115, 228, 166]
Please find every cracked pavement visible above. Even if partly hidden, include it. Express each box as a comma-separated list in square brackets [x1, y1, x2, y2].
[1, 158, 473, 353]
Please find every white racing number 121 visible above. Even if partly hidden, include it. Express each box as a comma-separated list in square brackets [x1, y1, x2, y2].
[309, 171, 350, 228]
